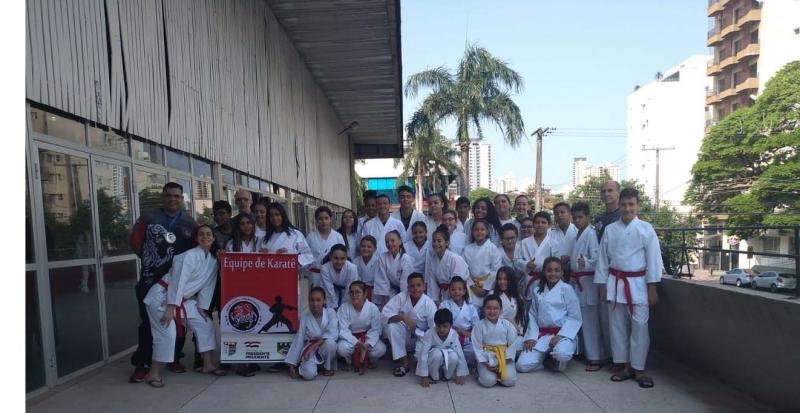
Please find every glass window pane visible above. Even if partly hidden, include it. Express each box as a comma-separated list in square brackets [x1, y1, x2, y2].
[165, 149, 191, 173]
[30, 107, 86, 145]
[131, 139, 164, 165]
[26, 172, 35, 264]
[247, 176, 259, 190]
[88, 125, 129, 156]
[95, 161, 133, 256]
[192, 158, 213, 179]
[172, 176, 192, 215]
[223, 167, 234, 185]
[226, 188, 238, 216]
[135, 170, 167, 216]
[103, 260, 138, 355]
[50, 265, 103, 377]
[39, 149, 95, 261]
[26, 270, 46, 392]
[193, 181, 214, 225]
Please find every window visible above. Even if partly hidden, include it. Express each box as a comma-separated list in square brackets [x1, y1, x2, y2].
[763, 236, 780, 253]
[30, 107, 86, 145]
[733, 39, 742, 54]
[193, 180, 214, 225]
[131, 139, 164, 165]
[165, 148, 191, 173]
[223, 167, 235, 185]
[750, 29, 758, 43]
[88, 125, 129, 156]
[192, 157, 213, 179]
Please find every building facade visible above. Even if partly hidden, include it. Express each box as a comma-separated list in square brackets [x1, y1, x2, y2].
[25, 0, 401, 394]
[465, 142, 492, 190]
[572, 157, 619, 187]
[572, 157, 587, 187]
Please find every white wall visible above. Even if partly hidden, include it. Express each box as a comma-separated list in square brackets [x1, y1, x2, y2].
[356, 158, 403, 178]
[758, 0, 800, 93]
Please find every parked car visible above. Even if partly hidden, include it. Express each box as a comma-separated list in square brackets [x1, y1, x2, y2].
[719, 268, 753, 287]
[750, 271, 797, 293]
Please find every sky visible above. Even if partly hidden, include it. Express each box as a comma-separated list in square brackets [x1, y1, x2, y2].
[401, 0, 709, 193]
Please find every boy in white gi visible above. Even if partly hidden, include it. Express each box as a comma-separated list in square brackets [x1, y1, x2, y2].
[337, 281, 386, 375]
[354, 236, 379, 301]
[360, 194, 406, 255]
[517, 257, 582, 372]
[473, 294, 518, 387]
[382, 273, 438, 377]
[285, 287, 338, 380]
[438, 277, 480, 363]
[417, 308, 469, 387]
[595, 188, 661, 388]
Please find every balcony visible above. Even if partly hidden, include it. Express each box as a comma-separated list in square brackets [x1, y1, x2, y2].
[707, 60, 722, 76]
[738, 7, 761, 26]
[735, 76, 758, 93]
[706, 89, 722, 105]
[706, 27, 723, 46]
[707, 0, 723, 16]
[717, 55, 737, 71]
[719, 87, 737, 100]
[736, 43, 760, 61]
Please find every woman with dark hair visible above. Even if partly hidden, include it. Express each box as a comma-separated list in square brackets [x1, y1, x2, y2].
[307, 206, 346, 287]
[518, 211, 558, 301]
[261, 202, 313, 266]
[226, 213, 262, 252]
[422, 193, 447, 239]
[337, 209, 359, 260]
[424, 225, 471, 303]
[463, 197, 502, 248]
[494, 194, 515, 227]
[252, 199, 269, 239]
[373, 230, 414, 306]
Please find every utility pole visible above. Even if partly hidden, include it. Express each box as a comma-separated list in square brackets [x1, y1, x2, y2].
[532, 127, 555, 211]
[642, 145, 675, 210]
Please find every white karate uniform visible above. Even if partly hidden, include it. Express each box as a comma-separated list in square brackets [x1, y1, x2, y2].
[381, 292, 438, 360]
[336, 300, 387, 364]
[360, 216, 406, 255]
[373, 251, 415, 299]
[344, 232, 359, 261]
[462, 241, 503, 307]
[548, 223, 578, 259]
[425, 250, 472, 302]
[499, 292, 524, 351]
[463, 218, 502, 248]
[255, 225, 267, 239]
[501, 247, 529, 297]
[456, 218, 466, 233]
[518, 235, 558, 300]
[225, 237, 263, 253]
[570, 226, 609, 362]
[403, 240, 430, 274]
[447, 231, 468, 256]
[320, 261, 359, 309]
[518, 280, 582, 372]
[143, 247, 218, 363]
[472, 318, 518, 387]
[390, 209, 426, 243]
[284, 308, 339, 380]
[306, 230, 346, 287]
[422, 215, 444, 240]
[261, 229, 314, 266]
[354, 255, 379, 288]
[594, 218, 662, 371]
[439, 299, 480, 362]
[500, 217, 516, 227]
[416, 328, 469, 381]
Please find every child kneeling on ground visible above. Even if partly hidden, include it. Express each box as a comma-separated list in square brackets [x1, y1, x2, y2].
[285, 287, 338, 380]
[416, 308, 468, 387]
[472, 294, 518, 387]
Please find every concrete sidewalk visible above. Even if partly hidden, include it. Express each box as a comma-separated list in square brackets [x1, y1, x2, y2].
[28, 349, 774, 413]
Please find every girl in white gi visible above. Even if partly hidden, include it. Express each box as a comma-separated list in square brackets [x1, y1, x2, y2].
[494, 194, 516, 227]
[225, 213, 262, 252]
[518, 257, 582, 373]
[417, 308, 468, 387]
[473, 294, 518, 388]
[463, 197, 502, 247]
[306, 206, 346, 287]
[320, 244, 359, 309]
[403, 221, 429, 274]
[422, 193, 447, 240]
[595, 188, 661, 388]
[519, 211, 558, 301]
[252, 200, 268, 239]
[513, 195, 531, 233]
[499, 223, 528, 295]
[382, 273, 438, 377]
[570, 202, 608, 371]
[286, 287, 338, 380]
[337, 209, 360, 261]
[261, 202, 314, 266]
[374, 230, 414, 305]
[462, 219, 503, 308]
[438, 277, 479, 363]
[337, 281, 387, 375]
[354, 235, 379, 301]
[425, 225, 471, 303]
[144, 225, 224, 387]
[443, 210, 468, 255]
[492, 267, 526, 352]
[519, 216, 535, 240]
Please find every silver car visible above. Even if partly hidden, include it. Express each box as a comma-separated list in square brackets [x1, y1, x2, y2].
[751, 271, 797, 293]
[719, 268, 753, 287]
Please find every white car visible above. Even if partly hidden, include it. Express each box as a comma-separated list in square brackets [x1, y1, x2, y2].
[750, 271, 797, 293]
[719, 268, 753, 287]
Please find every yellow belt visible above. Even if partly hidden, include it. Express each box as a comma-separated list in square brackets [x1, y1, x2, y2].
[483, 344, 508, 381]
[472, 274, 490, 289]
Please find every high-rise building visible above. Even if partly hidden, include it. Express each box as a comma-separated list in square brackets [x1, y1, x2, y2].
[628, 55, 711, 210]
[460, 141, 492, 190]
[572, 157, 620, 187]
[705, 0, 800, 127]
[572, 157, 587, 187]
[494, 173, 517, 193]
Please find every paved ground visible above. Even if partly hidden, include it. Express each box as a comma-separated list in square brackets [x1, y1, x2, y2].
[28, 347, 774, 413]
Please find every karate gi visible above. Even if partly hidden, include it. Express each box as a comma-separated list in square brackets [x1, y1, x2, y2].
[261, 229, 314, 266]
[499, 292, 524, 352]
[373, 251, 415, 300]
[595, 218, 662, 371]
[336, 300, 387, 366]
[425, 250, 472, 302]
[284, 307, 339, 380]
[439, 299, 480, 363]
[518, 236, 558, 300]
[517, 280, 582, 372]
[391, 209, 426, 243]
[225, 237, 263, 253]
[422, 215, 444, 241]
[501, 247, 529, 298]
[360, 216, 406, 255]
[548, 223, 578, 259]
[255, 225, 267, 239]
[143, 246, 217, 363]
[381, 292, 437, 361]
[320, 261, 359, 309]
[343, 232, 359, 261]
[570, 225, 609, 362]
[354, 255, 379, 299]
[463, 218, 501, 248]
[416, 328, 469, 381]
[306, 230, 346, 287]
[462, 241, 503, 307]
[447, 231, 468, 256]
[403, 240, 430, 274]
[472, 318, 518, 387]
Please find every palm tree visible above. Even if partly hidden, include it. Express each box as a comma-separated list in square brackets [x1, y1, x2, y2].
[405, 44, 526, 195]
[395, 125, 460, 210]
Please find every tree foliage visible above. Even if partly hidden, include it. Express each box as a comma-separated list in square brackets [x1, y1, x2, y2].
[395, 125, 460, 209]
[468, 187, 497, 205]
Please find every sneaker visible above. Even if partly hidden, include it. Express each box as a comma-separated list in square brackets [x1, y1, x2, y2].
[129, 366, 147, 383]
[167, 361, 187, 373]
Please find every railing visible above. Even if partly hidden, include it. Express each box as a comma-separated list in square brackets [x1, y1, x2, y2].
[708, 0, 718, 6]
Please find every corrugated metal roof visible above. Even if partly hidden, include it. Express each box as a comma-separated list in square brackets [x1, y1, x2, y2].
[267, 0, 403, 158]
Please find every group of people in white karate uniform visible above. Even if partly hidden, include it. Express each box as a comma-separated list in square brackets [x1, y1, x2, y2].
[143, 180, 662, 389]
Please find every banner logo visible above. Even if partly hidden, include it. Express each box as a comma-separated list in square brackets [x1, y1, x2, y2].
[244, 341, 261, 348]
[228, 300, 260, 331]
[223, 341, 238, 356]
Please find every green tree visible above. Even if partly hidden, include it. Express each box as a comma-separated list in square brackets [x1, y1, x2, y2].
[686, 61, 800, 235]
[396, 126, 460, 210]
[468, 187, 497, 205]
[404, 44, 526, 195]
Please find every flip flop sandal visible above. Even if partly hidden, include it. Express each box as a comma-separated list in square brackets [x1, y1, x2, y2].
[146, 378, 165, 388]
[637, 375, 655, 388]
[611, 370, 635, 382]
[393, 366, 408, 377]
[204, 368, 228, 376]
[585, 363, 602, 372]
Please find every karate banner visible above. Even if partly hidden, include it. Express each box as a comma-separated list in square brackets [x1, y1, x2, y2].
[220, 253, 300, 362]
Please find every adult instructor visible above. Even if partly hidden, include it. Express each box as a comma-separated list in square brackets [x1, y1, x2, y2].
[595, 180, 622, 241]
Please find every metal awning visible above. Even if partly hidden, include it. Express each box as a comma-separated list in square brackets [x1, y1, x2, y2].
[267, 0, 403, 158]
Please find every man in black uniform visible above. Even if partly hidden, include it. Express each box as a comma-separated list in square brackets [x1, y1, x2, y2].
[595, 180, 622, 240]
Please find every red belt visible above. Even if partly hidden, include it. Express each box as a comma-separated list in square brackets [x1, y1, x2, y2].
[301, 339, 322, 360]
[538, 326, 561, 339]
[458, 328, 472, 346]
[571, 271, 595, 292]
[352, 332, 369, 372]
[438, 283, 450, 302]
[525, 271, 543, 297]
[157, 279, 187, 338]
[609, 268, 646, 313]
